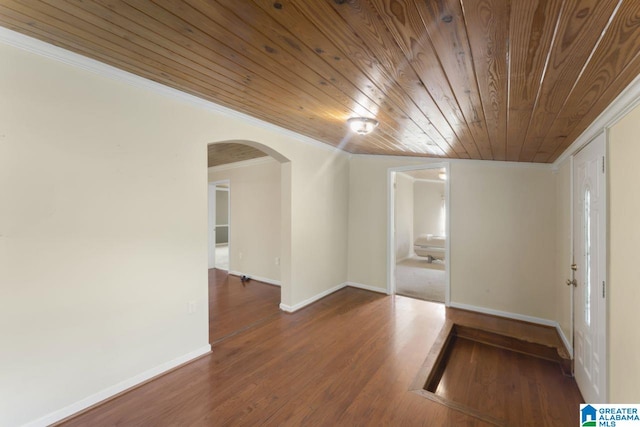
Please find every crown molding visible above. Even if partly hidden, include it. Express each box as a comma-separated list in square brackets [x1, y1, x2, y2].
[0, 27, 341, 155]
[6, 26, 636, 170]
[354, 153, 552, 169]
[553, 72, 640, 168]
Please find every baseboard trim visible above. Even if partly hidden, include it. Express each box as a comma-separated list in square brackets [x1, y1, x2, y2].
[449, 302, 556, 326]
[346, 282, 388, 294]
[449, 302, 574, 358]
[28, 345, 211, 427]
[556, 324, 574, 359]
[228, 270, 281, 287]
[279, 282, 347, 313]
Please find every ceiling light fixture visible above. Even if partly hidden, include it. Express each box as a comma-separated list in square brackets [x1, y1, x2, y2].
[347, 117, 379, 135]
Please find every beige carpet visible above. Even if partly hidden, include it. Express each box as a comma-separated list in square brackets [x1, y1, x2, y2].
[395, 256, 445, 303]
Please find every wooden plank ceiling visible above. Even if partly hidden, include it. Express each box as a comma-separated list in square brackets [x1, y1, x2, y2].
[2, 0, 640, 162]
[207, 142, 267, 167]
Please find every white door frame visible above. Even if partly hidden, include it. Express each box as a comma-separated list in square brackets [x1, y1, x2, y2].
[208, 183, 216, 269]
[569, 155, 575, 358]
[208, 179, 230, 270]
[387, 162, 450, 305]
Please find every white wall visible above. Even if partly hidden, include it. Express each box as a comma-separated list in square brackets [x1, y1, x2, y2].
[216, 190, 229, 225]
[209, 158, 281, 282]
[215, 189, 229, 244]
[553, 159, 573, 343]
[394, 172, 414, 261]
[414, 180, 445, 238]
[288, 150, 350, 305]
[608, 103, 640, 402]
[449, 162, 557, 320]
[348, 156, 559, 323]
[347, 156, 426, 289]
[0, 42, 209, 427]
[0, 38, 349, 426]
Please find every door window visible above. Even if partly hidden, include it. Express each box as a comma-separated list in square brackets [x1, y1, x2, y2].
[584, 187, 591, 326]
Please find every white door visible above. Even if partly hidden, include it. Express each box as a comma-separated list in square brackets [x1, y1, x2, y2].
[572, 132, 607, 403]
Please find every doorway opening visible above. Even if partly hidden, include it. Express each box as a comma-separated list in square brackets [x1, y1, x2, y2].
[208, 181, 230, 271]
[388, 163, 450, 304]
[207, 140, 291, 344]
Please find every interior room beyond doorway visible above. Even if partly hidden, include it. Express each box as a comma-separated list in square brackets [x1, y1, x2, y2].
[214, 183, 230, 271]
[392, 166, 449, 303]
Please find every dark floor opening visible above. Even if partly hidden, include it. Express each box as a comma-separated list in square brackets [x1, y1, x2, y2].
[415, 322, 583, 426]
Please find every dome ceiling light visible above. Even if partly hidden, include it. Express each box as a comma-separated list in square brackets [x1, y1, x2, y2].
[347, 117, 379, 135]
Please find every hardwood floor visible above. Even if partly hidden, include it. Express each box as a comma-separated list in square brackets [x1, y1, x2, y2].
[434, 337, 582, 426]
[58, 272, 582, 426]
[208, 269, 281, 343]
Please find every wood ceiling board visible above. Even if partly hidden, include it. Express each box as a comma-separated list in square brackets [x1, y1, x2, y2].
[76, 0, 320, 112]
[535, 0, 640, 162]
[506, 0, 564, 161]
[22, 0, 339, 143]
[151, 0, 444, 155]
[217, 0, 443, 154]
[0, 3, 333, 144]
[307, 0, 467, 157]
[250, 0, 387, 110]
[547, 50, 640, 162]
[517, 0, 622, 162]
[368, 0, 478, 159]
[462, 0, 509, 161]
[417, 0, 494, 160]
[48, 0, 298, 109]
[135, 0, 357, 123]
[2, 0, 639, 162]
[207, 143, 268, 167]
[177, 0, 359, 117]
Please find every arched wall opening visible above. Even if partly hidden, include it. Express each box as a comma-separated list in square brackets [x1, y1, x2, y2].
[206, 140, 292, 310]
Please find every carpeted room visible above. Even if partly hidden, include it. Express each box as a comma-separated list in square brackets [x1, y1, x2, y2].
[394, 168, 447, 303]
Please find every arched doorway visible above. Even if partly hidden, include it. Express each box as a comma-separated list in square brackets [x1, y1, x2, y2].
[206, 140, 291, 343]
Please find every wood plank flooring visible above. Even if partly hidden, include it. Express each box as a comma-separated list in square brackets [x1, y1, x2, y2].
[208, 269, 281, 343]
[58, 271, 582, 426]
[434, 337, 583, 426]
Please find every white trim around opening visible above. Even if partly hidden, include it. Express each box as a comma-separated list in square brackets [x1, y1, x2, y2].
[387, 162, 451, 306]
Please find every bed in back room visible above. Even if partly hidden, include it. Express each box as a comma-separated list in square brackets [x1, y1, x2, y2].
[414, 234, 445, 262]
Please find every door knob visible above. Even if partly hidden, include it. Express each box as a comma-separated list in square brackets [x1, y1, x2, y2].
[571, 264, 577, 271]
[566, 279, 577, 287]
